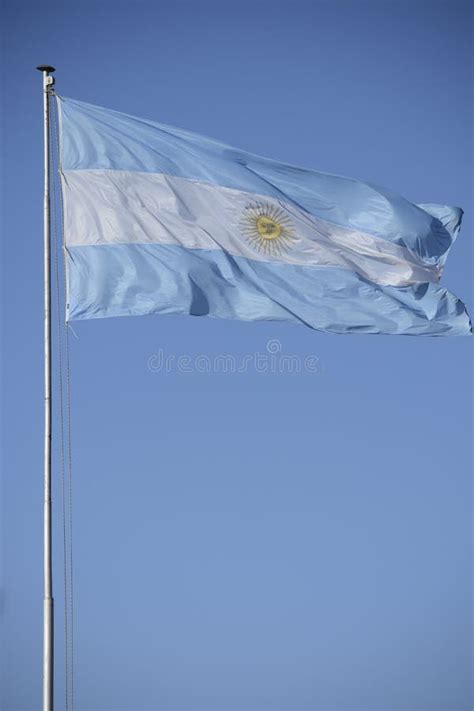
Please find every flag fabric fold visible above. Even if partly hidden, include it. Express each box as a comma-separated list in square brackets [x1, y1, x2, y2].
[57, 96, 471, 335]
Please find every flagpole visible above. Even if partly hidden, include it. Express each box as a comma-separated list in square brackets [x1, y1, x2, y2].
[37, 63, 55, 711]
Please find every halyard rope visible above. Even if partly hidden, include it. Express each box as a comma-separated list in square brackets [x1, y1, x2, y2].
[49, 91, 75, 711]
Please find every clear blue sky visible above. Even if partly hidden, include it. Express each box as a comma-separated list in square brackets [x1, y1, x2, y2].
[1, 1, 472, 710]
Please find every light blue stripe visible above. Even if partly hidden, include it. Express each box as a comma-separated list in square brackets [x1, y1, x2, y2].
[66, 244, 471, 335]
[58, 97, 462, 267]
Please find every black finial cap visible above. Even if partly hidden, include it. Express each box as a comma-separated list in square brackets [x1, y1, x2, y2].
[36, 65, 56, 73]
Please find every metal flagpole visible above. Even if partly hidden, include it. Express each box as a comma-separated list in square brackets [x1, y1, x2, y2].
[37, 63, 56, 711]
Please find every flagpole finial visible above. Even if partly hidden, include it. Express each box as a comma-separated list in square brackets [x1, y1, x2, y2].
[36, 65, 56, 73]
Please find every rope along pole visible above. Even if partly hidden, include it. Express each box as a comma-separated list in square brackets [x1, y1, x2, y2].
[50, 91, 70, 711]
[50, 90, 75, 711]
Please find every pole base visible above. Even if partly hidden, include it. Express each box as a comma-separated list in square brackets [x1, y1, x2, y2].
[43, 597, 54, 711]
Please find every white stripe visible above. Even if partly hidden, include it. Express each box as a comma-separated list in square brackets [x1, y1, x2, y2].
[62, 170, 439, 288]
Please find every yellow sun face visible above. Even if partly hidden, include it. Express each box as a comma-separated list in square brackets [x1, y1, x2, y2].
[256, 215, 282, 240]
[240, 204, 295, 256]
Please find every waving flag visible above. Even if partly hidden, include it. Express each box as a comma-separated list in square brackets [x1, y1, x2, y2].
[57, 96, 471, 335]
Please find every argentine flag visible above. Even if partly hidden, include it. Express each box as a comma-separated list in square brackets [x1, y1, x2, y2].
[57, 96, 471, 336]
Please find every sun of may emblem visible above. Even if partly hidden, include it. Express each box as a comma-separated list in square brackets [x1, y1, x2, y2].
[240, 203, 296, 256]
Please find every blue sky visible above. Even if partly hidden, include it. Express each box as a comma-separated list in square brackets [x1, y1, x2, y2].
[1, 1, 472, 710]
